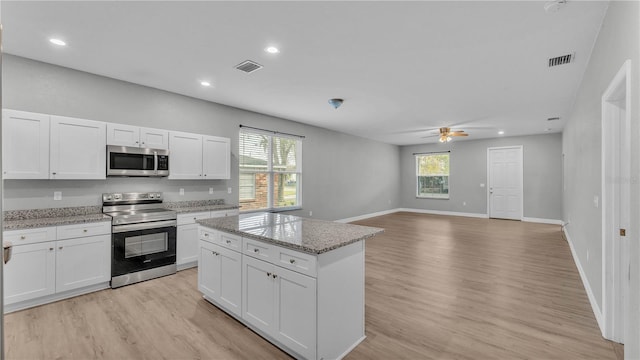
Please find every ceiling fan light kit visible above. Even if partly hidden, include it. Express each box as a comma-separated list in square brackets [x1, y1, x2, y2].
[328, 98, 344, 109]
[437, 127, 468, 143]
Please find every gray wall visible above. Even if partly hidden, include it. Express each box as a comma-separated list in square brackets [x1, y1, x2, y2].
[400, 133, 563, 220]
[562, 1, 640, 356]
[2, 55, 401, 221]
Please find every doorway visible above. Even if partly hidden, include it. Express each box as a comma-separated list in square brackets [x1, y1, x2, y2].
[601, 60, 631, 344]
[487, 146, 523, 220]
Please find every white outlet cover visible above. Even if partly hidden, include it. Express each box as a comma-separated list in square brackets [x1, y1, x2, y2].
[179, 188, 185, 195]
[54, 191, 62, 200]
[209, 187, 214, 194]
[480, 183, 485, 188]
[227, 187, 232, 194]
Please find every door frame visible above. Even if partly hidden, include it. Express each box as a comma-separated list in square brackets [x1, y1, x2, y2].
[601, 59, 631, 343]
[486, 146, 524, 220]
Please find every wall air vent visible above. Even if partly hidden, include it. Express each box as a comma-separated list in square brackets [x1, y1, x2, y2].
[547, 117, 561, 121]
[235, 60, 263, 74]
[548, 53, 575, 67]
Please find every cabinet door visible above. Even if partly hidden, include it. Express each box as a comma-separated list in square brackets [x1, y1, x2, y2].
[106, 123, 140, 147]
[168, 131, 203, 179]
[217, 245, 242, 317]
[275, 267, 317, 360]
[55, 234, 111, 293]
[2, 109, 50, 179]
[177, 223, 199, 268]
[198, 239, 221, 300]
[4, 242, 56, 305]
[140, 127, 169, 150]
[202, 135, 230, 179]
[50, 116, 106, 179]
[242, 255, 275, 334]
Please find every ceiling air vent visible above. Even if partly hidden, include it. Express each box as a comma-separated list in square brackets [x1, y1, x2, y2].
[548, 53, 575, 67]
[235, 60, 263, 74]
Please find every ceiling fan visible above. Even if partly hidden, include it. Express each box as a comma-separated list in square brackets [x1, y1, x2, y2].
[422, 127, 469, 142]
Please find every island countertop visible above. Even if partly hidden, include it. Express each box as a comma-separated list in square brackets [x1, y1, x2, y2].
[196, 212, 383, 254]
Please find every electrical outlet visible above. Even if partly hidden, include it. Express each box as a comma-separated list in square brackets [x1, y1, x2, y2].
[593, 195, 599, 208]
[463, 201, 467, 206]
[309, 211, 313, 217]
[227, 187, 232, 194]
[480, 183, 485, 188]
[209, 188, 213, 195]
[54, 191, 62, 201]
[179, 188, 184, 196]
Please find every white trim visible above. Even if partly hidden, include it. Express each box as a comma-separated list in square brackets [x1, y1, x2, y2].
[522, 217, 564, 225]
[336, 209, 400, 223]
[486, 146, 524, 220]
[563, 227, 604, 334]
[601, 59, 631, 342]
[397, 208, 489, 219]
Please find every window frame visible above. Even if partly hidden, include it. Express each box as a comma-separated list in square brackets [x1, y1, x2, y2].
[239, 130, 302, 213]
[415, 152, 450, 199]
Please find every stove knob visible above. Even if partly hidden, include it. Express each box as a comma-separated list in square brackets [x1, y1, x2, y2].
[149, 193, 155, 199]
[106, 195, 112, 201]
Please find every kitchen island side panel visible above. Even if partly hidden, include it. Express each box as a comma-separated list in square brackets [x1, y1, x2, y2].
[317, 240, 365, 360]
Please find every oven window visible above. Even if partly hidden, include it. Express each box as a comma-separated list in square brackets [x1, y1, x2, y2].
[124, 232, 168, 258]
[111, 153, 155, 170]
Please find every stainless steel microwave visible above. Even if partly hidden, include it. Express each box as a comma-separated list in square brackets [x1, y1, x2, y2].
[107, 145, 169, 177]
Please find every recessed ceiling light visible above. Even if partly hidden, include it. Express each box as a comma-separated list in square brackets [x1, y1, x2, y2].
[49, 38, 66, 46]
[265, 46, 280, 54]
[498, 130, 505, 135]
[200, 81, 211, 87]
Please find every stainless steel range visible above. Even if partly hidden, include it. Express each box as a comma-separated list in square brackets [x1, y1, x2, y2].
[103, 192, 177, 288]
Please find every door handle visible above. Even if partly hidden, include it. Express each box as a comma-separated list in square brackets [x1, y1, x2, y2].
[3, 244, 12, 264]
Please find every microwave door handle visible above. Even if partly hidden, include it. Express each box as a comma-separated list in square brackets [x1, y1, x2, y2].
[154, 151, 158, 174]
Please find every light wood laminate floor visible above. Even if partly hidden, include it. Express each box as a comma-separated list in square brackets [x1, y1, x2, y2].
[5, 212, 622, 359]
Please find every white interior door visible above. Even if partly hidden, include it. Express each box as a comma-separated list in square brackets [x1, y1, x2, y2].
[488, 146, 523, 220]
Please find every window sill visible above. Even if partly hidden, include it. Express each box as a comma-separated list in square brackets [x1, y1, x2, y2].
[240, 207, 303, 214]
[416, 196, 450, 200]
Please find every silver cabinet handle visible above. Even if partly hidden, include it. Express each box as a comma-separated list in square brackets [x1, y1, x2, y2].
[289, 259, 296, 264]
[83, 229, 88, 233]
[272, 274, 277, 279]
[20, 236, 26, 240]
[226, 240, 231, 244]
[49, 247, 54, 251]
[254, 248, 259, 253]
[267, 272, 271, 277]
[204, 233, 209, 237]
[58, 246, 63, 250]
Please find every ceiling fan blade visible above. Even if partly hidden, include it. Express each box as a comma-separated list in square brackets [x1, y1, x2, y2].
[450, 133, 469, 137]
[420, 134, 439, 139]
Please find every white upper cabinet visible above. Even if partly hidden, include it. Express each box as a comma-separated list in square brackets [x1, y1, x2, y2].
[2, 109, 50, 179]
[203, 135, 231, 179]
[50, 115, 106, 179]
[107, 123, 168, 150]
[169, 131, 230, 180]
[140, 127, 169, 149]
[169, 131, 203, 179]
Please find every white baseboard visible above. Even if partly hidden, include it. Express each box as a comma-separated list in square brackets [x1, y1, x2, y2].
[563, 227, 604, 333]
[522, 217, 564, 225]
[397, 208, 489, 219]
[336, 209, 401, 223]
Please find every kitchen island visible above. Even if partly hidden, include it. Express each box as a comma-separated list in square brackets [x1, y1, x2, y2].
[196, 212, 383, 360]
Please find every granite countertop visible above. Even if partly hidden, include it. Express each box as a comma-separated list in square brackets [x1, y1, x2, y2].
[3, 206, 111, 231]
[197, 212, 384, 254]
[164, 200, 240, 214]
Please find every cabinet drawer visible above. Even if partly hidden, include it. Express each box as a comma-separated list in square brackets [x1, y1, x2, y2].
[178, 211, 211, 225]
[243, 238, 274, 262]
[4, 226, 57, 246]
[226, 209, 239, 216]
[218, 232, 241, 252]
[276, 248, 317, 278]
[57, 221, 111, 240]
[209, 210, 227, 219]
[199, 227, 220, 244]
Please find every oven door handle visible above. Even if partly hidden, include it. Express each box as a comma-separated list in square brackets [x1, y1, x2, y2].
[112, 220, 177, 233]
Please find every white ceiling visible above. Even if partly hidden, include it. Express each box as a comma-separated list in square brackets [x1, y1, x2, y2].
[2, 1, 608, 145]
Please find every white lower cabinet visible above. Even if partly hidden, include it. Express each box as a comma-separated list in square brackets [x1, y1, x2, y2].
[4, 222, 111, 312]
[198, 240, 242, 317]
[55, 235, 111, 293]
[243, 255, 316, 360]
[4, 242, 56, 304]
[178, 209, 239, 270]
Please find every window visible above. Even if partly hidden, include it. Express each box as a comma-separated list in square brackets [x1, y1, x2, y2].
[239, 130, 302, 211]
[416, 153, 450, 199]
